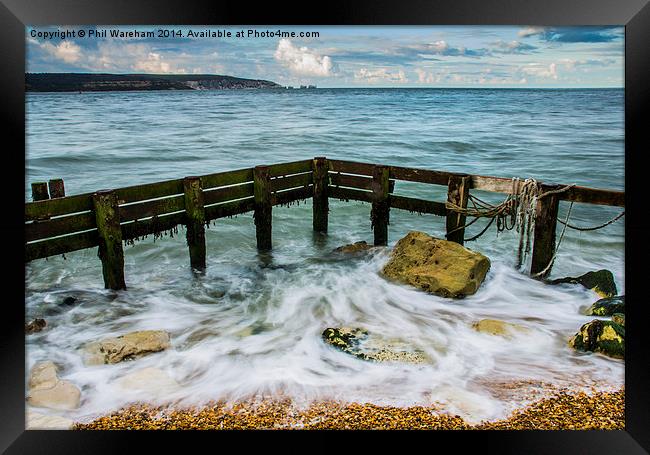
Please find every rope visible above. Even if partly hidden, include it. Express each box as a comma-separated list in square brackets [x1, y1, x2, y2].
[557, 210, 625, 231]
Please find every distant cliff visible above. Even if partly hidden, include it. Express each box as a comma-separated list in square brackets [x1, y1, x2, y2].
[25, 73, 282, 92]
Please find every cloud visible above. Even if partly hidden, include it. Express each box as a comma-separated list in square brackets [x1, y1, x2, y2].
[132, 52, 175, 73]
[491, 40, 537, 54]
[396, 40, 490, 58]
[518, 63, 558, 80]
[415, 68, 435, 83]
[38, 40, 82, 64]
[517, 26, 622, 43]
[354, 67, 408, 83]
[274, 39, 333, 77]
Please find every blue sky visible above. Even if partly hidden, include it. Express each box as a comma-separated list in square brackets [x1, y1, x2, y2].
[26, 26, 624, 88]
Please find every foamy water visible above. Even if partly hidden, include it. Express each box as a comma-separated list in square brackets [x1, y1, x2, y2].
[25, 89, 624, 424]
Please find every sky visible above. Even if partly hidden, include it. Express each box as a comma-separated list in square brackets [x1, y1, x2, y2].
[26, 26, 624, 88]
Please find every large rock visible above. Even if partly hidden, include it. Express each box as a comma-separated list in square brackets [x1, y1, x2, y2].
[26, 410, 75, 430]
[549, 270, 617, 298]
[27, 381, 81, 410]
[322, 327, 428, 364]
[29, 361, 59, 390]
[585, 295, 624, 316]
[569, 319, 624, 359]
[83, 330, 171, 366]
[27, 361, 81, 410]
[472, 319, 530, 338]
[381, 231, 490, 298]
[114, 367, 179, 394]
[333, 241, 374, 255]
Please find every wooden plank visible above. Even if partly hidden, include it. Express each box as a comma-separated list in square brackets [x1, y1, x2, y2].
[93, 190, 126, 290]
[204, 198, 255, 221]
[48, 179, 65, 198]
[254, 166, 272, 251]
[25, 230, 99, 262]
[271, 186, 313, 206]
[446, 175, 471, 245]
[268, 160, 313, 177]
[121, 212, 187, 241]
[561, 186, 624, 207]
[328, 159, 375, 176]
[471, 175, 513, 193]
[371, 165, 390, 246]
[119, 195, 185, 222]
[114, 179, 183, 204]
[329, 173, 396, 193]
[312, 157, 328, 233]
[203, 183, 255, 206]
[328, 186, 373, 203]
[390, 195, 447, 216]
[390, 166, 453, 186]
[25, 212, 96, 242]
[271, 172, 313, 191]
[26, 193, 94, 221]
[183, 176, 206, 271]
[200, 168, 254, 190]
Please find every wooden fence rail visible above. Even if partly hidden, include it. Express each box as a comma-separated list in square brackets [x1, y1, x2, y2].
[26, 157, 624, 289]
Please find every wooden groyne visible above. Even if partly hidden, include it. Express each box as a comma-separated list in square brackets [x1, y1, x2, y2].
[25, 158, 625, 290]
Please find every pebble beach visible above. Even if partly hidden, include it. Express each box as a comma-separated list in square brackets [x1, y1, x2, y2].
[74, 388, 624, 431]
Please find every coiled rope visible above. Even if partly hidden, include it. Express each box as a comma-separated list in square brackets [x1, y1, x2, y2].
[445, 177, 624, 275]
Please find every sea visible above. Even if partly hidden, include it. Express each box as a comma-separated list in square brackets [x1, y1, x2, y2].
[25, 88, 625, 424]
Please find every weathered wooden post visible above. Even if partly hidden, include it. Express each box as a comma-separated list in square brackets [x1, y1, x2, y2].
[371, 165, 390, 246]
[446, 174, 471, 245]
[92, 190, 126, 290]
[31, 182, 49, 201]
[530, 183, 560, 278]
[183, 176, 206, 271]
[254, 166, 272, 251]
[48, 179, 65, 198]
[312, 157, 329, 233]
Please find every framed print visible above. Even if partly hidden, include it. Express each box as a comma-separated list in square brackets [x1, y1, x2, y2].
[1, 0, 649, 452]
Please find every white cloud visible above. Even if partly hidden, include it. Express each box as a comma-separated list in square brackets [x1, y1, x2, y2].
[274, 39, 333, 77]
[519, 63, 558, 80]
[415, 68, 434, 83]
[354, 67, 408, 83]
[39, 41, 82, 64]
[133, 52, 173, 73]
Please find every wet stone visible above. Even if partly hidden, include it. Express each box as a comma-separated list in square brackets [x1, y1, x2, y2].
[333, 241, 375, 255]
[472, 319, 530, 338]
[83, 330, 171, 365]
[549, 269, 617, 298]
[569, 319, 624, 359]
[611, 313, 625, 327]
[585, 295, 624, 316]
[26, 318, 47, 334]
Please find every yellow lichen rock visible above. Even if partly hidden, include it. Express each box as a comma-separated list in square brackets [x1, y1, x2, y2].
[472, 319, 530, 338]
[381, 231, 490, 298]
[83, 330, 171, 365]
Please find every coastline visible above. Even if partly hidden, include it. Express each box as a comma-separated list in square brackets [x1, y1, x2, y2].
[72, 387, 624, 430]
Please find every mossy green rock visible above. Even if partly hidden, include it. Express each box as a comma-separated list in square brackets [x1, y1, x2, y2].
[612, 313, 625, 327]
[569, 319, 624, 359]
[322, 327, 428, 364]
[549, 269, 617, 298]
[381, 231, 490, 298]
[586, 295, 624, 316]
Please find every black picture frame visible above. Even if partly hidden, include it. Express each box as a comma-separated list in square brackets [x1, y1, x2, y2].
[2, 0, 648, 452]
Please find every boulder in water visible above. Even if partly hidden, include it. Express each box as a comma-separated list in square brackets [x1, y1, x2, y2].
[333, 241, 375, 254]
[27, 361, 81, 410]
[25, 318, 47, 334]
[83, 330, 171, 365]
[569, 319, 624, 359]
[472, 319, 530, 338]
[381, 231, 490, 298]
[549, 270, 617, 298]
[114, 367, 179, 394]
[322, 327, 428, 364]
[585, 295, 624, 316]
